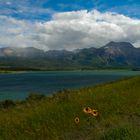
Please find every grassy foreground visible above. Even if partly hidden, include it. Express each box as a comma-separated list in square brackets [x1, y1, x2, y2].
[0, 77, 140, 140]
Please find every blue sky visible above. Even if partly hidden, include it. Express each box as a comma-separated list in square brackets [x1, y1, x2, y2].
[0, 0, 140, 50]
[0, 0, 140, 21]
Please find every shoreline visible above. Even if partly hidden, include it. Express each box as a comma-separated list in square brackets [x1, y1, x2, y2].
[0, 68, 140, 74]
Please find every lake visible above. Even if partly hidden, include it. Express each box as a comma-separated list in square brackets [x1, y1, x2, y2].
[0, 70, 140, 101]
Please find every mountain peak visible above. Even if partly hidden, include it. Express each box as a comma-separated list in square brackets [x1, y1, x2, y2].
[104, 41, 134, 49]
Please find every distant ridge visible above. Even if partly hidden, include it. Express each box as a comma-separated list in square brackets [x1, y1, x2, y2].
[0, 42, 140, 69]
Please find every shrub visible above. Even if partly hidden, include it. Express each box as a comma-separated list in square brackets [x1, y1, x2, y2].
[26, 93, 46, 101]
[0, 100, 15, 109]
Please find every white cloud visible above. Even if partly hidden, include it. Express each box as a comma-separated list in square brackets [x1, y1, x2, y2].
[0, 10, 140, 50]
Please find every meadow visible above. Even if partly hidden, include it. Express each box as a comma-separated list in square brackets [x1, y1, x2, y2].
[0, 76, 139, 140]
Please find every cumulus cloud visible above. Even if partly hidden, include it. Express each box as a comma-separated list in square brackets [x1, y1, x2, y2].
[0, 10, 140, 50]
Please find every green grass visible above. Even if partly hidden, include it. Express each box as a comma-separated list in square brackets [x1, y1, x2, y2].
[0, 70, 26, 74]
[0, 76, 140, 140]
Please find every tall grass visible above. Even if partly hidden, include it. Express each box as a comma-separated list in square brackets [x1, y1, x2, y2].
[0, 76, 139, 140]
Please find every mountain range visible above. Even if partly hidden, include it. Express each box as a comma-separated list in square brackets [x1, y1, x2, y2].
[0, 41, 140, 70]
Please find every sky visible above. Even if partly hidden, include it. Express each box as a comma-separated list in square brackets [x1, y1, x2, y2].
[0, 0, 140, 50]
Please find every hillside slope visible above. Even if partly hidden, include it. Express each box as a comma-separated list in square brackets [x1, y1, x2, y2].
[0, 76, 140, 140]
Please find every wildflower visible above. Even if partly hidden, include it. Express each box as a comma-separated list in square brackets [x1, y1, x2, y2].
[92, 109, 98, 117]
[83, 107, 92, 114]
[74, 117, 80, 124]
[83, 106, 99, 117]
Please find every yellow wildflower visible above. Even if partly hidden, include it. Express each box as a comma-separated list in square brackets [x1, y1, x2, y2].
[83, 107, 92, 114]
[91, 109, 98, 117]
[74, 117, 80, 124]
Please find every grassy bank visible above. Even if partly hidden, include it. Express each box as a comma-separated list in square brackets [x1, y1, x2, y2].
[0, 76, 140, 140]
[0, 70, 19, 74]
[0, 70, 26, 74]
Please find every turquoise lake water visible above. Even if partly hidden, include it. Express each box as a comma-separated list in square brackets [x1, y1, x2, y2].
[0, 70, 140, 101]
